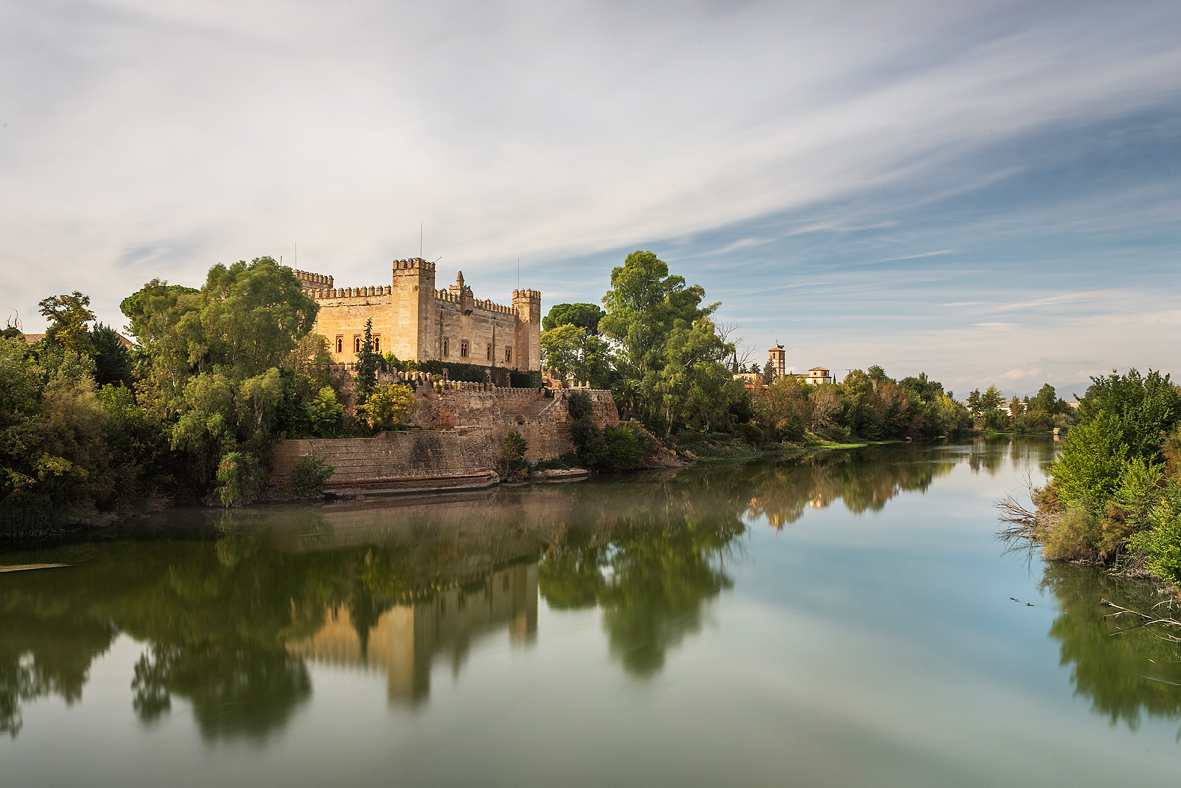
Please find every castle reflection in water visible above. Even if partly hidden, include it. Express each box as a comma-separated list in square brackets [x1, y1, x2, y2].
[287, 563, 537, 704]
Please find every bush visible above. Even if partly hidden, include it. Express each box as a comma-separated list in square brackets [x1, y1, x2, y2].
[214, 451, 264, 506]
[1130, 486, 1181, 584]
[737, 423, 764, 447]
[356, 384, 417, 429]
[1049, 412, 1128, 509]
[567, 391, 593, 420]
[1042, 507, 1099, 562]
[417, 360, 489, 384]
[307, 386, 345, 436]
[981, 408, 1009, 431]
[291, 451, 335, 497]
[598, 423, 653, 472]
[510, 370, 542, 389]
[498, 432, 529, 480]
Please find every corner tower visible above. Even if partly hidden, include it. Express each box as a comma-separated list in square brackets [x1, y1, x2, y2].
[513, 289, 542, 372]
[391, 258, 436, 361]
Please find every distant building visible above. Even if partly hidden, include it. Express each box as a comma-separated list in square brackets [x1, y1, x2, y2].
[23, 332, 133, 349]
[762, 345, 834, 386]
[767, 343, 786, 378]
[803, 366, 834, 386]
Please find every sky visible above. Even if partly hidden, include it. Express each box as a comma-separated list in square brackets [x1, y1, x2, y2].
[2, 0, 1179, 398]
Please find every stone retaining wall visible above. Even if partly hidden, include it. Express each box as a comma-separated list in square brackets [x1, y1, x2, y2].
[268, 388, 620, 497]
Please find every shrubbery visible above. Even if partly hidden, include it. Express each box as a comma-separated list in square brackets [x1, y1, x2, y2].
[497, 432, 529, 480]
[291, 451, 335, 497]
[1025, 369, 1181, 587]
[566, 392, 654, 472]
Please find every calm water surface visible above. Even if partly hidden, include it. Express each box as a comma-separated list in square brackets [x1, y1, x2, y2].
[3, 438, 1180, 787]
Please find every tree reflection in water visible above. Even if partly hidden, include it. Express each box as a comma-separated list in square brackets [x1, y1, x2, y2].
[1041, 563, 1181, 732]
[538, 480, 745, 676]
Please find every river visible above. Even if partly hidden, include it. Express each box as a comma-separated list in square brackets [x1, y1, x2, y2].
[2, 438, 1179, 787]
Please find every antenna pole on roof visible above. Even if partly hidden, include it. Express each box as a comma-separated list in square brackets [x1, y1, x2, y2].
[420, 222, 423, 258]
[517, 257, 520, 290]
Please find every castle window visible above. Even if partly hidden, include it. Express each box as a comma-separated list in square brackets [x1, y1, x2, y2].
[443, 338, 449, 356]
[504, 347, 512, 363]
[373, 336, 381, 353]
[460, 340, 469, 358]
[354, 336, 361, 353]
[486, 343, 492, 361]
[336, 336, 343, 354]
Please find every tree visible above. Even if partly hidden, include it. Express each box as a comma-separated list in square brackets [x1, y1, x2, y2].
[1077, 369, 1181, 464]
[966, 389, 982, 417]
[1008, 395, 1025, 427]
[38, 291, 95, 354]
[122, 259, 316, 382]
[755, 376, 811, 441]
[599, 250, 714, 381]
[762, 360, 776, 385]
[540, 324, 612, 387]
[542, 303, 605, 334]
[90, 323, 132, 387]
[1031, 383, 1058, 415]
[355, 319, 378, 403]
[980, 385, 1005, 412]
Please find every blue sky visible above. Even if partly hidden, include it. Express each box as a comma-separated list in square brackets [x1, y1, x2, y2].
[2, 0, 1179, 396]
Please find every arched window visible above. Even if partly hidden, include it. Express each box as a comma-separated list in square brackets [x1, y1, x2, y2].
[443, 338, 449, 357]
[460, 340, 469, 358]
[486, 343, 492, 361]
[504, 347, 512, 363]
[336, 336, 343, 354]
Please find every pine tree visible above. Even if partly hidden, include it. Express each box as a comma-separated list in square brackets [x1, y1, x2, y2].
[356, 318, 378, 403]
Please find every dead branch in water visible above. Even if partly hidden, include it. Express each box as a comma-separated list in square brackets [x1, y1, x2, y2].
[995, 490, 1041, 543]
[1101, 598, 1181, 643]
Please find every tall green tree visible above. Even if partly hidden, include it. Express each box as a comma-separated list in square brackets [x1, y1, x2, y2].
[38, 291, 95, 354]
[542, 303, 605, 334]
[540, 324, 612, 387]
[599, 250, 715, 380]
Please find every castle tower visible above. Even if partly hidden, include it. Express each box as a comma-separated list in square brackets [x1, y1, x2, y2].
[512, 289, 542, 372]
[391, 258, 436, 361]
[768, 343, 786, 379]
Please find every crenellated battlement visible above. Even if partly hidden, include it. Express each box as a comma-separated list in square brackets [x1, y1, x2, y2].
[393, 257, 436, 273]
[435, 288, 516, 315]
[294, 269, 334, 290]
[512, 288, 542, 302]
[310, 285, 393, 301]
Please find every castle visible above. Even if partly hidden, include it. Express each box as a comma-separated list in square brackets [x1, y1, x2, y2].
[292, 259, 541, 372]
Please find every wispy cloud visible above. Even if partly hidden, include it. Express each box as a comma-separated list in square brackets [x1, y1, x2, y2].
[2, 0, 1179, 394]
